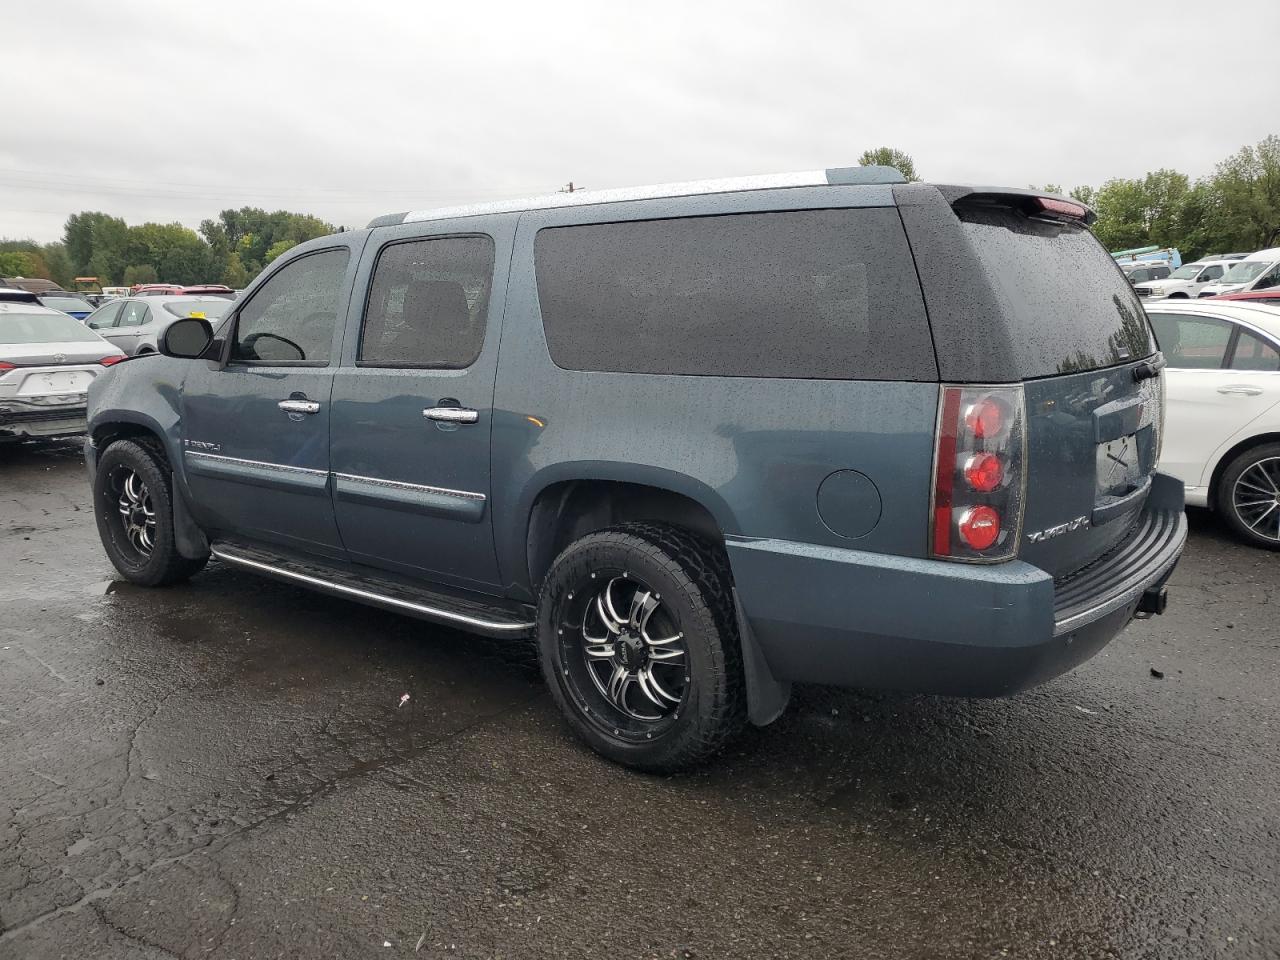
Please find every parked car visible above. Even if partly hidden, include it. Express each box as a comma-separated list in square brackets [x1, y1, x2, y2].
[1197, 247, 1280, 299]
[1209, 290, 1280, 307]
[1203, 252, 1250, 262]
[1134, 259, 1237, 299]
[132, 284, 186, 297]
[0, 286, 41, 305]
[0, 303, 126, 441]
[1, 277, 62, 295]
[1146, 300, 1280, 548]
[36, 292, 95, 321]
[84, 295, 234, 356]
[85, 170, 1186, 770]
[1122, 263, 1172, 284]
[181, 284, 237, 299]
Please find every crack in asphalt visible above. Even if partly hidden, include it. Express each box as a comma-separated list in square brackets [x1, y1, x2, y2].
[0, 692, 538, 950]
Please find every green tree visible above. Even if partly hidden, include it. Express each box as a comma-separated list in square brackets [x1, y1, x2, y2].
[222, 251, 249, 288]
[264, 239, 295, 264]
[1210, 134, 1280, 249]
[123, 264, 159, 285]
[858, 147, 920, 182]
[0, 250, 39, 276]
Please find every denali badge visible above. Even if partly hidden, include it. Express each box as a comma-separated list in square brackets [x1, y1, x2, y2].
[184, 439, 221, 452]
[1026, 516, 1090, 543]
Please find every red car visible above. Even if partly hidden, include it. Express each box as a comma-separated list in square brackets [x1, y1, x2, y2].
[1208, 290, 1280, 307]
[181, 284, 236, 299]
[132, 284, 185, 297]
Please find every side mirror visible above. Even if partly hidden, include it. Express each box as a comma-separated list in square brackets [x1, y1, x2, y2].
[159, 317, 215, 359]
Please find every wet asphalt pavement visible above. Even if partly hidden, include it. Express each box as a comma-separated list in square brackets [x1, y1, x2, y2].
[1, 440, 1277, 960]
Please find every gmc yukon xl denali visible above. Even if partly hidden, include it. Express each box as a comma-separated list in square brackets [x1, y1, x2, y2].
[86, 167, 1187, 771]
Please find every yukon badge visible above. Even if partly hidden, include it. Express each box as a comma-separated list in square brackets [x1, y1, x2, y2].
[1026, 516, 1090, 543]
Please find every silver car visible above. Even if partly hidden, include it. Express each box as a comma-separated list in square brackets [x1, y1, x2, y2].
[0, 303, 126, 441]
[84, 295, 233, 356]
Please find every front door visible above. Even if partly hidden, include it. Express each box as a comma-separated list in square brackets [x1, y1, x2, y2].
[329, 221, 512, 592]
[181, 243, 361, 559]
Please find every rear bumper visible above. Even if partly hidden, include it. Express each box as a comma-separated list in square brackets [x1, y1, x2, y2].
[727, 473, 1187, 697]
[0, 405, 88, 440]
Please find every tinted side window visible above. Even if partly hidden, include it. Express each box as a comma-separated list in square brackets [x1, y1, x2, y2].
[534, 208, 934, 380]
[1152, 266, 1171, 280]
[231, 249, 349, 364]
[1200, 265, 1225, 281]
[1256, 265, 1280, 290]
[360, 236, 494, 367]
[1148, 312, 1232, 369]
[1230, 331, 1280, 372]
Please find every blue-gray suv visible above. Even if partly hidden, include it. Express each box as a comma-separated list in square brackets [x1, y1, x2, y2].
[86, 167, 1187, 770]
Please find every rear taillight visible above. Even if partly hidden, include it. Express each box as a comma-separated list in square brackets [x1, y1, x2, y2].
[931, 384, 1026, 562]
[98, 356, 125, 366]
[0, 361, 14, 372]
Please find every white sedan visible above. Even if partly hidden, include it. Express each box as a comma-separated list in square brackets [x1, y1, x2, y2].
[1146, 300, 1280, 548]
[0, 303, 127, 441]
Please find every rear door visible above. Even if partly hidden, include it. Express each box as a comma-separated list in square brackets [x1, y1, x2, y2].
[950, 201, 1163, 577]
[181, 240, 364, 559]
[105, 300, 149, 355]
[328, 217, 513, 592]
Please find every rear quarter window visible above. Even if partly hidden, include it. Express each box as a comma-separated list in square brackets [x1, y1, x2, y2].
[533, 208, 936, 380]
[959, 206, 1155, 377]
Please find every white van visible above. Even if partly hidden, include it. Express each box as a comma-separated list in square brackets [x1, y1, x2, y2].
[1199, 247, 1280, 298]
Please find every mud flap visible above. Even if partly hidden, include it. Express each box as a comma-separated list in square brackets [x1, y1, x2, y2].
[171, 471, 210, 560]
[733, 587, 791, 726]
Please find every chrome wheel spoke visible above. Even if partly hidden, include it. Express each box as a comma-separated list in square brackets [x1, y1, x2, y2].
[1245, 503, 1278, 531]
[641, 665, 681, 704]
[583, 642, 615, 659]
[600, 581, 627, 633]
[642, 628, 682, 646]
[648, 646, 685, 661]
[635, 668, 666, 709]
[628, 588, 658, 632]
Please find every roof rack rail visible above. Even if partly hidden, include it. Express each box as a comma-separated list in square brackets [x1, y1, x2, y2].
[367, 165, 909, 228]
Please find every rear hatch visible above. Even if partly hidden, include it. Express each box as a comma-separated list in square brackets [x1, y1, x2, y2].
[954, 198, 1162, 579]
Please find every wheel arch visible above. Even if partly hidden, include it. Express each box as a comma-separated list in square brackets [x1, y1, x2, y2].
[1208, 431, 1280, 510]
[524, 474, 735, 595]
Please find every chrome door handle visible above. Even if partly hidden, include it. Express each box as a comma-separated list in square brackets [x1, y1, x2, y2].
[423, 406, 479, 425]
[278, 399, 321, 414]
[1217, 385, 1263, 396]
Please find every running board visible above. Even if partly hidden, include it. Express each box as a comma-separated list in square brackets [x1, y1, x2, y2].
[209, 544, 535, 638]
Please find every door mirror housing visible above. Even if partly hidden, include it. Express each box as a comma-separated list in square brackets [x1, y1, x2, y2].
[159, 317, 215, 359]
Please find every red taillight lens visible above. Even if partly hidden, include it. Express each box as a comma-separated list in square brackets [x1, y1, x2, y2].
[958, 506, 1001, 550]
[963, 452, 1004, 492]
[964, 397, 1006, 439]
[0, 361, 15, 372]
[99, 356, 125, 366]
[931, 385, 1026, 562]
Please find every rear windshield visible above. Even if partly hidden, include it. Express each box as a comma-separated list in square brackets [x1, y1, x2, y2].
[0, 311, 96, 344]
[39, 296, 92, 313]
[959, 206, 1155, 377]
[534, 208, 936, 380]
[161, 298, 232, 319]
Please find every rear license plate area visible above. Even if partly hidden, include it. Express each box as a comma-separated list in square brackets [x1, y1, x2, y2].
[1096, 433, 1142, 498]
[18, 370, 92, 396]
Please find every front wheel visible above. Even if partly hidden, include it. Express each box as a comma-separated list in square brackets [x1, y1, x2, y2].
[93, 439, 209, 585]
[1217, 442, 1280, 550]
[537, 523, 746, 772]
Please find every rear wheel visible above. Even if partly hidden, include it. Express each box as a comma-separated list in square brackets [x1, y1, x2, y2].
[537, 523, 746, 772]
[1217, 442, 1280, 550]
[93, 439, 209, 584]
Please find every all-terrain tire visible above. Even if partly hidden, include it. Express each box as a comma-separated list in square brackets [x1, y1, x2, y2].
[93, 439, 210, 585]
[537, 522, 746, 772]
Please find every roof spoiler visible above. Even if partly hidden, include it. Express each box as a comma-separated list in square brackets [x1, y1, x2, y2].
[936, 185, 1097, 226]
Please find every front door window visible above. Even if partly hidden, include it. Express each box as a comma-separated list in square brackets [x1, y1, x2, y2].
[231, 249, 350, 364]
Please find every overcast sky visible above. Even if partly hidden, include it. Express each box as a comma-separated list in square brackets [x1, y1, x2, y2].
[4, 0, 1277, 243]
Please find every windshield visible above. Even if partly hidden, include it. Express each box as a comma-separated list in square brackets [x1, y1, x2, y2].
[0, 311, 98, 344]
[1169, 265, 1202, 280]
[39, 296, 92, 313]
[1221, 261, 1271, 283]
[161, 298, 232, 319]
